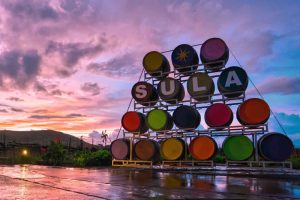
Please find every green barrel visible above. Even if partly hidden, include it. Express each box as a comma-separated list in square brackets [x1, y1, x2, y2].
[143, 51, 170, 78]
[146, 109, 173, 132]
[222, 135, 254, 161]
[218, 66, 248, 97]
[157, 77, 185, 104]
[187, 72, 215, 102]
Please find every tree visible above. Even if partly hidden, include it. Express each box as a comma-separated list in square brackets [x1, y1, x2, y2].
[101, 130, 111, 146]
[42, 141, 66, 165]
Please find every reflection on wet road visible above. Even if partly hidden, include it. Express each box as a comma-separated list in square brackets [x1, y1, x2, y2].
[0, 165, 299, 199]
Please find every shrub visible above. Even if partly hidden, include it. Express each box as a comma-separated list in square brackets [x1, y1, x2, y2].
[42, 141, 66, 165]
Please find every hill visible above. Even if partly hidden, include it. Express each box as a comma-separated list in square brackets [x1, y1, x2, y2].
[0, 130, 96, 149]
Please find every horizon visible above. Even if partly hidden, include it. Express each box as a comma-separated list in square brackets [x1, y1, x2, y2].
[0, 1, 299, 146]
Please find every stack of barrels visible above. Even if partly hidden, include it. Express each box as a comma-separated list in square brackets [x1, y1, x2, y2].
[111, 38, 294, 163]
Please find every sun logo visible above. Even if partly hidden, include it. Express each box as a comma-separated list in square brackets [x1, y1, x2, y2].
[176, 48, 189, 62]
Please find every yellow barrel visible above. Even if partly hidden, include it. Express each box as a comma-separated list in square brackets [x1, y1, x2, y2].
[143, 51, 170, 78]
[160, 138, 185, 160]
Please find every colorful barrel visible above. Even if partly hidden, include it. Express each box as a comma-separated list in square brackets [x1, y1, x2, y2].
[187, 72, 215, 102]
[171, 44, 199, 74]
[200, 38, 229, 71]
[218, 66, 248, 97]
[131, 81, 158, 106]
[143, 51, 170, 78]
[189, 136, 217, 160]
[258, 133, 294, 162]
[134, 139, 160, 161]
[110, 139, 130, 160]
[121, 111, 148, 134]
[146, 109, 173, 132]
[237, 98, 270, 125]
[173, 105, 200, 130]
[157, 77, 185, 104]
[222, 135, 254, 161]
[160, 138, 186, 160]
[205, 103, 233, 128]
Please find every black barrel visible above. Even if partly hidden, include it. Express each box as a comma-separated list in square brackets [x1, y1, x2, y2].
[173, 105, 200, 130]
[131, 81, 158, 106]
[171, 44, 199, 74]
[157, 77, 185, 104]
[110, 138, 130, 160]
[258, 133, 294, 162]
[200, 38, 229, 71]
[187, 72, 215, 102]
[218, 66, 248, 97]
[121, 111, 148, 134]
[143, 51, 170, 78]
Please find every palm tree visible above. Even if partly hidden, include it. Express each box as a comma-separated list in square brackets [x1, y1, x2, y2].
[101, 130, 111, 146]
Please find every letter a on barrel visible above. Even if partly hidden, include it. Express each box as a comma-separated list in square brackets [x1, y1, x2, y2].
[158, 77, 185, 104]
[218, 66, 248, 97]
[171, 44, 199, 74]
[131, 81, 158, 106]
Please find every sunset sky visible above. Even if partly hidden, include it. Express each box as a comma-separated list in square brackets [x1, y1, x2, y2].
[0, 1, 299, 145]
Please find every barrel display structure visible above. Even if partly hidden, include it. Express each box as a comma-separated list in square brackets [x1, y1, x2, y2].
[121, 111, 148, 134]
[187, 72, 215, 102]
[171, 44, 199, 74]
[189, 136, 217, 160]
[237, 98, 270, 126]
[218, 66, 248, 97]
[146, 109, 173, 132]
[222, 135, 254, 161]
[131, 81, 158, 106]
[205, 103, 233, 128]
[134, 139, 160, 161]
[143, 51, 170, 78]
[258, 133, 294, 162]
[110, 139, 130, 160]
[173, 105, 200, 130]
[160, 138, 186, 160]
[200, 38, 229, 71]
[157, 77, 185, 104]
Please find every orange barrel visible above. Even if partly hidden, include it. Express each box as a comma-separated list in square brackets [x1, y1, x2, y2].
[131, 81, 158, 106]
[258, 133, 294, 162]
[160, 138, 186, 160]
[205, 103, 233, 128]
[200, 38, 229, 71]
[121, 111, 148, 134]
[134, 139, 160, 161]
[157, 77, 185, 104]
[172, 105, 200, 130]
[189, 136, 217, 160]
[222, 135, 254, 161]
[237, 98, 270, 125]
[146, 109, 173, 132]
[171, 44, 199, 74]
[187, 72, 215, 102]
[143, 51, 170, 78]
[110, 138, 130, 160]
[218, 66, 248, 97]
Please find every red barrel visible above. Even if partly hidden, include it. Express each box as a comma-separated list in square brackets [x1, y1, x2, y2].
[110, 139, 130, 160]
[237, 98, 270, 125]
[121, 111, 148, 134]
[200, 38, 229, 71]
[131, 81, 158, 106]
[205, 103, 233, 128]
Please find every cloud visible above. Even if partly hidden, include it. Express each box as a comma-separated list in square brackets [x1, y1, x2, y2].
[0, 109, 8, 113]
[7, 97, 24, 102]
[29, 113, 86, 119]
[248, 76, 300, 95]
[0, 50, 41, 89]
[81, 82, 101, 96]
[11, 108, 24, 112]
[88, 130, 101, 139]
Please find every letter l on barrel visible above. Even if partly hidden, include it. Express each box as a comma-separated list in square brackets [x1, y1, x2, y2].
[192, 77, 206, 91]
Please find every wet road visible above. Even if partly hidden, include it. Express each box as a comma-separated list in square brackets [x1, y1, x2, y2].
[0, 165, 299, 199]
